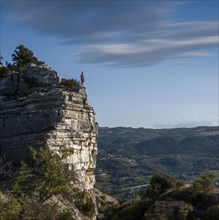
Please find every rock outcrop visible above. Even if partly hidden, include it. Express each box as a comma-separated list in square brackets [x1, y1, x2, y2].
[0, 64, 98, 190]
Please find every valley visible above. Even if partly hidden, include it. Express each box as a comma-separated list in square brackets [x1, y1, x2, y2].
[95, 126, 219, 200]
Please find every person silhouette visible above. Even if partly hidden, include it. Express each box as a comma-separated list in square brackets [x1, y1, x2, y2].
[80, 71, 85, 86]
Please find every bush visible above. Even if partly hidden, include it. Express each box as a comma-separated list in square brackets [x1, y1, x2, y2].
[5, 146, 78, 219]
[118, 199, 150, 220]
[192, 173, 217, 192]
[100, 198, 151, 220]
[57, 210, 75, 220]
[0, 146, 95, 219]
[145, 173, 179, 200]
[0, 155, 12, 179]
[13, 147, 77, 203]
[74, 190, 96, 218]
[61, 78, 80, 88]
[168, 204, 193, 220]
[98, 202, 119, 215]
[0, 66, 10, 79]
[12, 161, 31, 203]
[20, 200, 60, 220]
[0, 193, 21, 220]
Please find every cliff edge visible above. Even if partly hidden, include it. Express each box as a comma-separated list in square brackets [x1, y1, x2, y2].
[0, 63, 98, 190]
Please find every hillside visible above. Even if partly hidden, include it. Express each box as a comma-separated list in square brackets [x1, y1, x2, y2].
[100, 173, 219, 220]
[95, 126, 219, 200]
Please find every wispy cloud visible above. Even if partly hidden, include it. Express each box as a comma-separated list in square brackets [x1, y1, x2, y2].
[4, 1, 219, 67]
[176, 52, 210, 58]
[77, 36, 218, 67]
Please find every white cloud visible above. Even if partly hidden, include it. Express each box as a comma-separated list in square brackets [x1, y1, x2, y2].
[77, 36, 218, 67]
[4, 1, 219, 67]
[177, 52, 210, 58]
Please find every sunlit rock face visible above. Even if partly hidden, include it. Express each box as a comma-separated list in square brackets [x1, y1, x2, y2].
[0, 64, 98, 190]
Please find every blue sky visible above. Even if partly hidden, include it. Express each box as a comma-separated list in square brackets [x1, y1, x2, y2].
[1, 0, 218, 128]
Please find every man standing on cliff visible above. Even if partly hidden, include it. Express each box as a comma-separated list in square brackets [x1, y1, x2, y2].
[80, 71, 85, 86]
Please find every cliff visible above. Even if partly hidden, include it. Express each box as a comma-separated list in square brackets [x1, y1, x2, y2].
[0, 64, 98, 190]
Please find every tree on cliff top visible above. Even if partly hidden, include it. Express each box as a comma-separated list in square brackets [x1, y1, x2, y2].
[12, 44, 44, 69]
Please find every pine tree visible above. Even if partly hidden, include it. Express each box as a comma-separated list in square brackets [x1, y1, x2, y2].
[12, 45, 43, 69]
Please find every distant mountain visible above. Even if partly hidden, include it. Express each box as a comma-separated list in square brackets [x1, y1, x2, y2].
[95, 126, 219, 200]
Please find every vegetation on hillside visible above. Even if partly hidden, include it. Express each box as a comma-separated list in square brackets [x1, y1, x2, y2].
[0, 147, 96, 220]
[100, 173, 219, 220]
[96, 126, 219, 200]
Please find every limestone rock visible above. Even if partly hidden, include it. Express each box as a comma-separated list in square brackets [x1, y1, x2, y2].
[22, 63, 61, 86]
[0, 65, 98, 190]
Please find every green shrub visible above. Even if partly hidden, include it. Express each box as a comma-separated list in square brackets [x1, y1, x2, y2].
[61, 78, 80, 88]
[0, 66, 10, 79]
[117, 199, 150, 220]
[145, 173, 179, 200]
[12, 161, 31, 204]
[0, 155, 12, 179]
[101, 198, 150, 220]
[168, 204, 193, 220]
[192, 173, 217, 192]
[0, 193, 21, 220]
[81, 196, 96, 218]
[1, 146, 95, 219]
[20, 200, 60, 220]
[30, 147, 77, 202]
[100, 194, 107, 201]
[98, 203, 119, 215]
[74, 190, 96, 218]
[57, 210, 75, 220]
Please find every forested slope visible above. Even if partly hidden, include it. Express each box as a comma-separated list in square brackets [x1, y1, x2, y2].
[95, 126, 219, 200]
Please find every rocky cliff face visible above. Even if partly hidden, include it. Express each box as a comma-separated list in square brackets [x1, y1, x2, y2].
[0, 64, 98, 190]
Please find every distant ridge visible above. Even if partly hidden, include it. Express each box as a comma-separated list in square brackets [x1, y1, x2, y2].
[96, 126, 219, 200]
